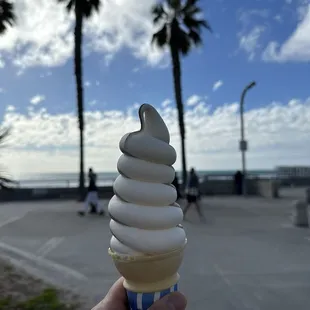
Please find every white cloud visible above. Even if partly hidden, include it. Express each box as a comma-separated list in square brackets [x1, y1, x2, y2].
[16, 70, 24, 77]
[239, 26, 265, 60]
[238, 9, 270, 25]
[162, 98, 172, 107]
[212, 80, 223, 91]
[274, 15, 282, 22]
[6, 105, 15, 112]
[0, 0, 166, 70]
[30, 95, 45, 105]
[263, 5, 310, 62]
[297, 0, 309, 21]
[186, 95, 201, 106]
[0, 55, 5, 68]
[40, 71, 53, 78]
[104, 54, 114, 66]
[2, 97, 310, 177]
[95, 80, 100, 86]
[88, 100, 97, 106]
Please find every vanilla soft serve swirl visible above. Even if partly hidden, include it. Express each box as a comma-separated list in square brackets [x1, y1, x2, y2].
[109, 104, 186, 256]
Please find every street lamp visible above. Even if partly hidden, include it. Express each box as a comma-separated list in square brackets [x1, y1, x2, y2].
[239, 81, 256, 196]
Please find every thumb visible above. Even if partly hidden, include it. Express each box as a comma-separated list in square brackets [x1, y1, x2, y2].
[92, 278, 127, 310]
[149, 292, 187, 310]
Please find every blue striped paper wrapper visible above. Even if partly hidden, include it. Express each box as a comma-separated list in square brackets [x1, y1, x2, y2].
[126, 283, 178, 310]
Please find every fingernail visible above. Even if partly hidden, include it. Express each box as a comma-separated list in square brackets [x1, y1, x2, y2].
[167, 293, 186, 309]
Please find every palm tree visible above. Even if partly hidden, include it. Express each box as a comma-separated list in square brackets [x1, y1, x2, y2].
[0, 0, 15, 35]
[0, 2, 16, 190]
[58, 0, 101, 199]
[151, 0, 211, 186]
[0, 129, 16, 190]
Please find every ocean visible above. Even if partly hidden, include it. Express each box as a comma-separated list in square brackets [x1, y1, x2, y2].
[16, 169, 276, 188]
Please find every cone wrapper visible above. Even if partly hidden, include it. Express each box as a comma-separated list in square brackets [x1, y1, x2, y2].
[127, 283, 178, 310]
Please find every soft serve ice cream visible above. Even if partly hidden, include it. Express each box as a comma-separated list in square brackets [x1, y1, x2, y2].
[109, 104, 186, 257]
[108, 104, 187, 308]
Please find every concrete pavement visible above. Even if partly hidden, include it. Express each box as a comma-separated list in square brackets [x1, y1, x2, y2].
[0, 195, 309, 309]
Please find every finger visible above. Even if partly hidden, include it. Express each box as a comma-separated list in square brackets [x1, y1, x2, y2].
[149, 292, 187, 310]
[92, 278, 127, 310]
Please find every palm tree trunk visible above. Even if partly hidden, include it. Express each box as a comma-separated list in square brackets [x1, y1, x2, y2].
[170, 44, 187, 188]
[74, 6, 85, 200]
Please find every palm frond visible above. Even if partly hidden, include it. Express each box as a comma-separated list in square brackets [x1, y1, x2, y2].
[172, 25, 191, 55]
[183, 0, 198, 9]
[183, 16, 212, 33]
[199, 19, 212, 32]
[151, 3, 168, 25]
[186, 6, 202, 16]
[57, 0, 75, 12]
[0, 128, 11, 151]
[0, 176, 17, 190]
[83, 0, 101, 18]
[188, 29, 202, 46]
[0, 127, 10, 143]
[0, 176, 13, 183]
[90, 0, 101, 11]
[0, 128, 16, 190]
[182, 0, 201, 15]
[167, 0, 181, 10]
[151, 0, 211, 54]
[0, 0, 16, 35]
[67, 0, 75, 12]
[152, 24, 168, 48]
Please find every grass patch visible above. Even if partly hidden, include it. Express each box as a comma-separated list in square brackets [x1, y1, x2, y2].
[0, 259, 84, 310]
[0, 288, 78, 310]
[0, 288, 79, 310]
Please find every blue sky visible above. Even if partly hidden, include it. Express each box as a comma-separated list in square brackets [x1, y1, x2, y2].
[0, 0, 310, 177]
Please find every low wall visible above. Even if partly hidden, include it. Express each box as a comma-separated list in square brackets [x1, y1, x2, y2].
[199, 178, 279, 198]
[0, 186, 114, 202]
[280, 177, 310, 187]
[0, 179, 280, 202]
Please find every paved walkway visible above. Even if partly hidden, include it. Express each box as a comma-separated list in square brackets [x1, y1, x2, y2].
[0, 195, 309, 310]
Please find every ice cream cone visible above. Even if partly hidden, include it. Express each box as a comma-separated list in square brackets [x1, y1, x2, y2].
[109, 243, 186, 310]
[109, 243, 185, 292]
[108, 104, 187, 310]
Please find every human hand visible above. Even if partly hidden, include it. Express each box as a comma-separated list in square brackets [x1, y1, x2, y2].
[92, 278, 187, 310]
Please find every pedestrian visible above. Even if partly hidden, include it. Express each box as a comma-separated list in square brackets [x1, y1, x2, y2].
[234, 170, 243, 195]
[183, 168, 205, 222]
[78, 168, 104, 216]
[172, 172, 182, 200]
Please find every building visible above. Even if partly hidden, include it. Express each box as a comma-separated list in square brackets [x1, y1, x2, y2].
[276, 166, 310, 178]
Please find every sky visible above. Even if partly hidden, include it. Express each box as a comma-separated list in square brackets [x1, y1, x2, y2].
[0, 0, 310, 178]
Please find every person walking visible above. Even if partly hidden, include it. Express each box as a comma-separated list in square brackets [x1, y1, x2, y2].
[78, 168, 104, 216]
[234, 170, 243, 195]
[183, 168, 205, 222]
[172, 172, 182, 200]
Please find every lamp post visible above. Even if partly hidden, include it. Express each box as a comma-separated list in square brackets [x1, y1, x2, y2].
[240, 81, 256, 196]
